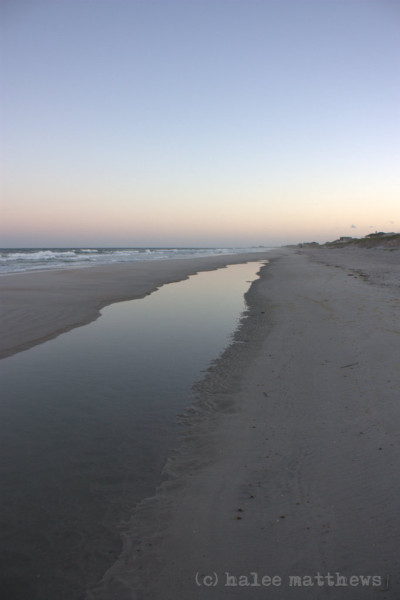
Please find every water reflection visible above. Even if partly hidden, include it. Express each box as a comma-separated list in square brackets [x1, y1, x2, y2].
[0, 262, 263, 600]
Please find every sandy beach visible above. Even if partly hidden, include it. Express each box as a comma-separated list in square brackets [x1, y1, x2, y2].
[83, 247, 399, 599]
[1, 247, 399, 599]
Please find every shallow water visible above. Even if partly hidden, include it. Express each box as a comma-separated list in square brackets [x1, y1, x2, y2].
[0, 262, 263, 599]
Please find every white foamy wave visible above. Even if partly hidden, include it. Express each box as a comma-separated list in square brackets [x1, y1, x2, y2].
[0, 246, 272, 274]
[3, 250, 77, 261]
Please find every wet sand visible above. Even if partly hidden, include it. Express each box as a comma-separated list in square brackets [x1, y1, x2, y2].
[0, 251, 276, 359]
[87, 247, 400, 599]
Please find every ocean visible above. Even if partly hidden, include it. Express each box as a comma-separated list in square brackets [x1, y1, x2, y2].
[0, 246, 270, 274]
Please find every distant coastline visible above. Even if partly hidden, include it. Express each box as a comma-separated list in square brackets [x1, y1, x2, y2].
[293, 231, 400, 250]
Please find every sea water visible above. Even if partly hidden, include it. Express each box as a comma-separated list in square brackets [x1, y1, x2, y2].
[0, 261, 264, 600]
[0, 247, 270, 274]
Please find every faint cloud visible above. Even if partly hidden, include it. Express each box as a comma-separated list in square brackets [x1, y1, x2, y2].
[350, 224, 357, 228]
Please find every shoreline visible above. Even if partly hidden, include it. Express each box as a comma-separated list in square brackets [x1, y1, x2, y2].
[87, 247, 400, 599]
[0, 250, 279, 359]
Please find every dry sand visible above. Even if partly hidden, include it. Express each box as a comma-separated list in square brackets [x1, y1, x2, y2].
[86, 247, 399, 600]
[0, 251, 274, 359]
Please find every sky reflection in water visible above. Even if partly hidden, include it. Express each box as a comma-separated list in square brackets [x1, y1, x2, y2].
[0, 261, 264, 600]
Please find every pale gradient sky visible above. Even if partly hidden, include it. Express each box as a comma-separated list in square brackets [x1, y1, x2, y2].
[1, 0, 399, 247]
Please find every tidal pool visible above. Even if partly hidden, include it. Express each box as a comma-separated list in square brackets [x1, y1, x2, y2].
[0, 261, 264, 600]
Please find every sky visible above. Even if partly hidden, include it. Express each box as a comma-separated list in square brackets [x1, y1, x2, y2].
[1, 0, 399, 248]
